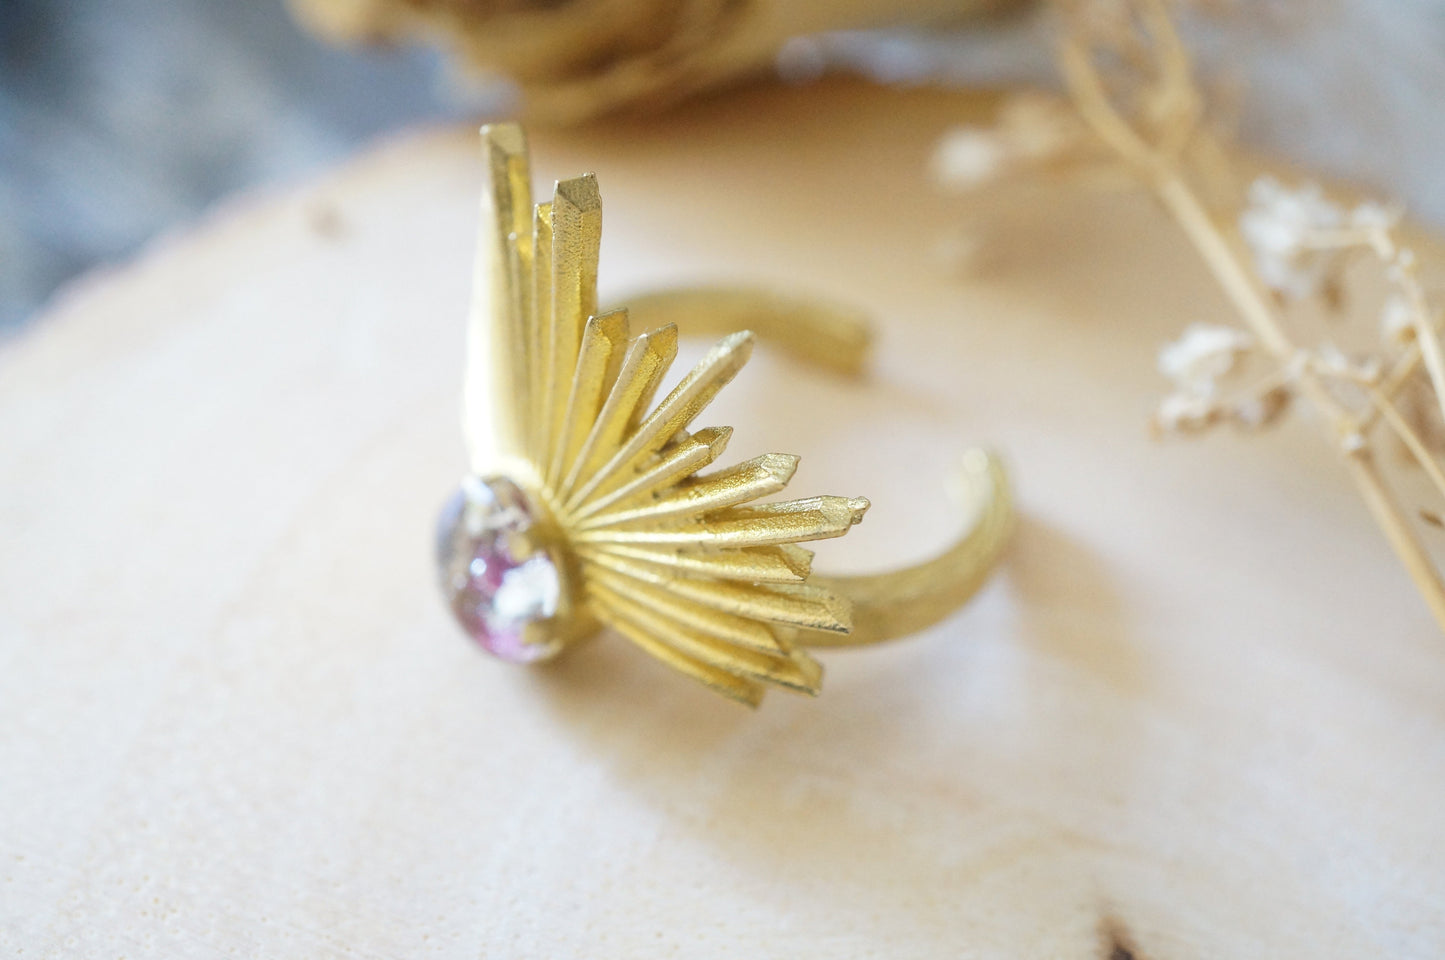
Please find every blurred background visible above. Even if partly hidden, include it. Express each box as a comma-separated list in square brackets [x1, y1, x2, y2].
[2, 0, 1443, 336]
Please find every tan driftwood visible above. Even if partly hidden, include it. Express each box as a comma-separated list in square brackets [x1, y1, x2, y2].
[2, 81, 1443, 957]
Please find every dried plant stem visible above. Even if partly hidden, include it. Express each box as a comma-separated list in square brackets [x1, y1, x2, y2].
[1158, 174, 1445, 627]
[1343, 451, 1445, 626]
[1155, 177, 1336, 413]
[1340, 223, 1445, 431]
[1405, 292, 1445, 428]
[1358, 341, 1423, 435]
[1370, 386, 1445, 502]
[1059, 8, 1445, 630]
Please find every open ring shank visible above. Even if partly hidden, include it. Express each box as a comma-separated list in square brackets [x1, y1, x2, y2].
[805, 449, 1011, 645]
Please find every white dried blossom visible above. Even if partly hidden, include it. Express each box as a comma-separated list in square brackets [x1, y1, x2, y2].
[1232, 389, 1289, 429]
[1158, 323, 1254, 397]
[1388, 247, 1418, 284]
[1339, 431, 1368, 454]
[1381, 293, 1415, 346]
[1239, 176, 1344, 299]
[1350, 200, 1400, 232]
[1310, 342, 1383, 393]
[1154, 391, 1220, 435]
[1313, 340, 1353, 376]
[932, 127, 1009, 191]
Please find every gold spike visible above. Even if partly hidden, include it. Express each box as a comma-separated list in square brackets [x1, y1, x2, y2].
[675, 579, 853, 634]
[547, 309, 630, 485]
[571, 425, 731, 522]
[775, 544, 816, 578]
[587, 566, 784, 654]
[575, 495, 868, 549]
[718, 495, 872, 523]
[592, 585, 820, 695]
[578, 453, 799, 530]
[505, 244, 533, 445]
[528, 201, 553, 463]
[481, 124, 532, 247]
[557, 325, 678, 502]
[603, 613, 764, 707]
[581, 548, 852, 631]
[544, 175, 602, 463]
[580, 542, 812, 584]
[623, 330, 675, 431]
[567, 331, 754, 510]
[466, 123, 533, 468]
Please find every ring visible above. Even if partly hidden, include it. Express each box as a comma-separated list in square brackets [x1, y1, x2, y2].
[436, 123, 1013, 705]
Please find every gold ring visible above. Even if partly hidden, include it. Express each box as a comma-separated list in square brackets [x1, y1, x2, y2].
[436, 123, 1013, 706]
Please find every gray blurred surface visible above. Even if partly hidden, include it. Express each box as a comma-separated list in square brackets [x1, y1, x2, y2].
[2, 0, 1443, 335]
[0, 0, 475, 333]
[883, 0, 1445, 225]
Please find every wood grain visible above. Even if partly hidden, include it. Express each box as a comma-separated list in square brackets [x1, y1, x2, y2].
[2, 80, 1443, 957]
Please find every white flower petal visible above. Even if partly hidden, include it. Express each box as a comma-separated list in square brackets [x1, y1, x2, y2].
[1158, 323, 1254, 396]
[933, 127, 1009, 191]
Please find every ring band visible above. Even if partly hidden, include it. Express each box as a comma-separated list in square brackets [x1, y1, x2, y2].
[436, 123, 1012, 705]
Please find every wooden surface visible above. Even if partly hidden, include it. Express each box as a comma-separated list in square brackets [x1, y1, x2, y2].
[3, 80, 1444, 957]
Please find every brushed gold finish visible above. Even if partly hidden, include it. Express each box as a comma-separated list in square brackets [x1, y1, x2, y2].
[803, 450, 1013, 646]
[459, 123, 1013, 704]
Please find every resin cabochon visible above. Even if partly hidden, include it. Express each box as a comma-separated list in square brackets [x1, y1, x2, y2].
[3, 81, 1444, 957]
[436, 476, 563, 662]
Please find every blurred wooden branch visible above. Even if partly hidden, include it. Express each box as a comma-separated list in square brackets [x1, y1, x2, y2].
[287, 0, 1029, 122]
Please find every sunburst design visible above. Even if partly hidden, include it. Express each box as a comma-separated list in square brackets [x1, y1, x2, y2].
[440, 123, 869, 705]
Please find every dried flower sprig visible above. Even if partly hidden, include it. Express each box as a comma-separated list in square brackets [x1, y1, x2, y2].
[937, 0, 1445, 630]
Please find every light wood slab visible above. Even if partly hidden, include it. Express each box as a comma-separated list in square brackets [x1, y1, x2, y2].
[3, 80, 1443, 957]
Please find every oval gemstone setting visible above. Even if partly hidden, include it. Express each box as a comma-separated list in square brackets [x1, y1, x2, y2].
[436, 476, 563, 663]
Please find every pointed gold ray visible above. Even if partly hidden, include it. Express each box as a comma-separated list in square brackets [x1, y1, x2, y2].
[566, 331, 754, 510]
[580, 548, 852, 631]
[714, 495, 872, 523]
[558, 325, 679, 501]
[547, 309, 630, 486]
[575, 495, 869, 549]
[569, 424, 731, 522]
[603, 614, 764, 707]
[620, 331, 675, 435]
[482, 124, 532, 249]
[542, 175, 601, 465]
[505, 244, 532, 444]
[466, 123, 533, 469]
[673, 579, 854, 633]
[580, 542, 813, 584]
[587, 565, 785, 654]
[592, 585, 821, 695]
[528, 201, 553, 463]
[577, 453, 799, 530]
